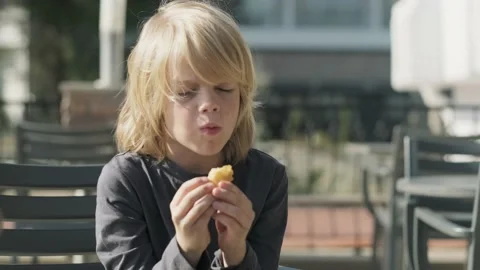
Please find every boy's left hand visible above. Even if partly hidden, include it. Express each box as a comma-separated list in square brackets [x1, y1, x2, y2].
[211, 181, 255, 266]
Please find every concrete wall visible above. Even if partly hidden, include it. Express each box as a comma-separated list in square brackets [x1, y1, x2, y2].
[253, 51, 391, 86]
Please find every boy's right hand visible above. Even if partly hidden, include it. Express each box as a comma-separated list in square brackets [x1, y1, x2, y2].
[170, 177, 215, 266]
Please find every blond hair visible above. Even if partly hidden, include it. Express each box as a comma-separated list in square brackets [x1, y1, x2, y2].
[116, 0, 257, 164]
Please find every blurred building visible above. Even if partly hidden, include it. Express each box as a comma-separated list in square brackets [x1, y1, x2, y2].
[225, 0, 418, 141]
[228, 0, 393, 95]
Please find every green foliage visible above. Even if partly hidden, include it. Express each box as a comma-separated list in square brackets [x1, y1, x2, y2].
[338, 108, 351, 144]
[21, 0, 159, 98]
[284, 108, 304, 140]
[282, 107, 354, 195]
[288, 169, 323, 194]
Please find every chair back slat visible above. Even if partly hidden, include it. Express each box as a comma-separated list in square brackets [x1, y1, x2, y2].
[0, 229, 95, 254]
[1, 263, 104, 270]
[22, 133, 114, 145]
[17, 121, 115, 135]
[417, 160, 479, 175]
[25, 152, 115, 164]
[0, 163, 102, 188]
[16, 121, 116, 164]
[25, 140, 115, 161]
[0, 195, 96, 219]
[417, 136, 480, 157]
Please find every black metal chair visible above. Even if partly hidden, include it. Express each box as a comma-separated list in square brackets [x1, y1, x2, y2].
[362, 125, 480, 270]
[362, 125, 428, 270]
[402, 134, 480, 270]
[0, 162, 104, 269]
[413, 185, 480, 270]
[15, 121, 116, 164]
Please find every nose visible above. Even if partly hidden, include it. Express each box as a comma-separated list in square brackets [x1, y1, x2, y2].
[198, 89, 219, 113]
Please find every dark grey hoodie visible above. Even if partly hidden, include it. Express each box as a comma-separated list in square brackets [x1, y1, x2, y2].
[95, 148, 288, 269]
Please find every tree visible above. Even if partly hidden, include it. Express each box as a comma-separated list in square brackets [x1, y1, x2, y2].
[24, 0, 159, 99]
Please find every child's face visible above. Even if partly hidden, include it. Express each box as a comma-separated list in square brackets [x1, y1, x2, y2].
[164, 63, 240, 158]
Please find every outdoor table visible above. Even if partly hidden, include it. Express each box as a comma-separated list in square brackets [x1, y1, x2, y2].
[397, 175, 477, 199]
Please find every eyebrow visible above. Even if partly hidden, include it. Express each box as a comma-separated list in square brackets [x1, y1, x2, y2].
[177, 79, 196, 83]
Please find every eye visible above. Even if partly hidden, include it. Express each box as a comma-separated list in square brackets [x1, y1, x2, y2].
[177, 88, 197, 98]
[216, 87, 233, 93]
[178, 90, 194, 97]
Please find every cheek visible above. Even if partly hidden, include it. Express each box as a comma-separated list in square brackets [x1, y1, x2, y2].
[227, 92, 241, 116]
[163, 104, 174, 133]
[166, 102, 195, 132]
[223, 93, 241, 132]
[164, 102, 184, 131]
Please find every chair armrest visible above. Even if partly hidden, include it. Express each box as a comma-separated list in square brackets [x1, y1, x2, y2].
[440, 212, 472, 222]
[361, 167, 378, 218]
[415, 207, 472, 238]
[361, 166, 391, 227]
[373, 207, 392, 228]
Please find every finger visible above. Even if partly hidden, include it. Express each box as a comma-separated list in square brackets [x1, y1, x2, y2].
[213, 212, 242, 233]
[212, 201, 251, 229]
[171, 177, 209, 207]
[217, 181, 239, 195]
[216, 182, 252, 210]
[194, 192, 214, 206]
[196, 206, 216, 226]
[181, 195, 215, 228]
[212, 186, 237, 205]
[173, 183, 215, 221]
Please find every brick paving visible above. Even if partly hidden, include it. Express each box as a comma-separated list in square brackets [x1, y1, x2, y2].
[282, 207, 467, 251]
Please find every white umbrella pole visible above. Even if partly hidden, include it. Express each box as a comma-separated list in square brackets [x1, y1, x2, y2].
[97, 0, 127, 89]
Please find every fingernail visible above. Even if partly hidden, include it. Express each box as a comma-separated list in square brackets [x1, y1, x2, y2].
[220, 181, 231, 188]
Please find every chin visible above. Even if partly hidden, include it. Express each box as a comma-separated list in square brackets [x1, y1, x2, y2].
[190, 143, 226, 158]
[194, 148, 223, 157]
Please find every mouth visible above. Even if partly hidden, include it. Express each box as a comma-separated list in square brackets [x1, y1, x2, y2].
[200, 123, 222, 136]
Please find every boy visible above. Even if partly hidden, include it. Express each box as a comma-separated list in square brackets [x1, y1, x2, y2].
[95, 1, 288, 269]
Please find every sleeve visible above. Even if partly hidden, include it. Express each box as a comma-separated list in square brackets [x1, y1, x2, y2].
[210, 165, 289, 270]
[95, 159, 208, 270]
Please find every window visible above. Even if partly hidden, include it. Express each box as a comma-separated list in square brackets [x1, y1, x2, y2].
[295, 0, 370, 27]
[225, 0, 283, 26]
[225, 0, 390, 29]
